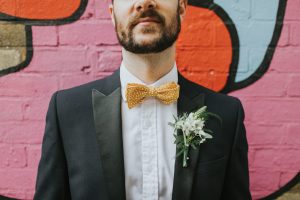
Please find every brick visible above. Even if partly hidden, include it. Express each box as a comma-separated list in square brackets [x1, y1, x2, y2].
[179, 71, 213, 89]
[26, 146, 41, 168]
[246, 123, 285, 146]
[22, 97, 52, 121]
[287, 75, 300, 97]
[176, 47, 231, 71]
[95, 0, 113, 19]
[214, 21, 232, 47]
[79, 0, 95, 20]
[0, 23, 26, 47]
[242, 99, 300, 123]
[32, 26, 58, 46]
[0, 74, 58, 97]
[237, 21, 276, 47]
[252, 148, 278, 168]
[0, 48, 23, 70]
[274, 149, 300, 171]
[177, 20, 214, 47]
[252, 0, 279, 20]
[271, 47, 300, 72]
[0, 145, 27, 168]
[0, 99, 23, 121]
[0, 121, 44, 144]
[91, 51, 121, 76]
[226, 0, 251, 20]
[22, 47, 89, 73]
[285, 0, 300, 20]
[282, 123, 300, 147]
[0, 169, 36, 190]
[291, 23, 300, 46]
[229, 72, 288, 97]
[58, 20, 118, 45]
[250, 170, 280, 191]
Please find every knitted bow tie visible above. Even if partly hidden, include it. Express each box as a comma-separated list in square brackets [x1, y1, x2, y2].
[125, 81, 180, 109]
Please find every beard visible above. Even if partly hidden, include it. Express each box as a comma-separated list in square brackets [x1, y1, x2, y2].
[113, 5, 181, 54]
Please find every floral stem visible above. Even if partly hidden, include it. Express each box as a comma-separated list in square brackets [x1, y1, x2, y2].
[182, 132, 189, 167]
[183, 132, 187, 146]
[183, 148, 188, 167]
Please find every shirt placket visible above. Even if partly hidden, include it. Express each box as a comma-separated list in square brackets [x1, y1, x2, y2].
[141, 99, 158, 200]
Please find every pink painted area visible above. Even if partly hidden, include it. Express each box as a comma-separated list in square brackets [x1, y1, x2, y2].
[32, 26, 58, 46]
[58, 21, 118, 46]
[285, 0, 300, 20]
[0, 0, 299, 200]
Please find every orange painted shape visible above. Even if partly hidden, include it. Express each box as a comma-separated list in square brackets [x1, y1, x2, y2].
[0, 0, 81, 19]
[176, 5, 232, 92]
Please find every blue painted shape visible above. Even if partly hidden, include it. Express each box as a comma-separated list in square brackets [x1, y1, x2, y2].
[214, 0, 280, 82]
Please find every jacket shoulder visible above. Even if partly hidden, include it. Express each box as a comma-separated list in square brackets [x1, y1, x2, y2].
[184, 77, 241, 108]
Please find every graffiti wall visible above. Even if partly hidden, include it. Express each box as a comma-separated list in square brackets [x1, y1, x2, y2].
[0, 0, 299, 199]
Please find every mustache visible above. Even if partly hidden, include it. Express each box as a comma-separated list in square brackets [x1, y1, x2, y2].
[129, 9, 165, 28]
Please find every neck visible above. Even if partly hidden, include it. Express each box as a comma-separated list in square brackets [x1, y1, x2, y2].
[121, 43, 176, 84]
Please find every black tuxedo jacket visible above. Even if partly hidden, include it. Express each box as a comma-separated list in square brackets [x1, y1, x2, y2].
[33, 69, 252, 200]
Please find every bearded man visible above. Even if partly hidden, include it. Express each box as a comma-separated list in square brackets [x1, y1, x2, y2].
[34, 0, 252, 199]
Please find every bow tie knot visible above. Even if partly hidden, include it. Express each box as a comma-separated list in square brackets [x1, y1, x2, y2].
[125, 82, 180, 109]
[148, 86, 158, 97]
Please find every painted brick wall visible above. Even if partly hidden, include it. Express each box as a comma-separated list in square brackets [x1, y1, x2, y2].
[0, 0, 299, 199]
[230, 0, 300, 198]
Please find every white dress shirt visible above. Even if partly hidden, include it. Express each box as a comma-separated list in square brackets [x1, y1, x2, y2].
[120, 62, 178, 200]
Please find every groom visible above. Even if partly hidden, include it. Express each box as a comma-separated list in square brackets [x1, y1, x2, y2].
[34, 0, 252, 199]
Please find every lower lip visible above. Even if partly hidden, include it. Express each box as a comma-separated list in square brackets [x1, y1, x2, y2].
[138, 21, 159, 25]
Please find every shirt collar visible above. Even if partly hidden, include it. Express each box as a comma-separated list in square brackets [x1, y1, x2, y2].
[120, 61, 178, 102]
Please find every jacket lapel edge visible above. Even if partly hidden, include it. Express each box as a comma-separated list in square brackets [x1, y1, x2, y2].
[92, 86, 126, 200]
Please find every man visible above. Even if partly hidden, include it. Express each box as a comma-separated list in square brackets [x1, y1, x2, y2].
[34, 0, 252, 199]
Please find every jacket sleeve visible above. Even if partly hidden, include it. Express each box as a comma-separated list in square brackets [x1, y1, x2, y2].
[221, 98, 252, 200]
[33, 91, 71, 200]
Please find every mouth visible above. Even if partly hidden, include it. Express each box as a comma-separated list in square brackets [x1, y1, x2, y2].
[135, 17, 161, 26]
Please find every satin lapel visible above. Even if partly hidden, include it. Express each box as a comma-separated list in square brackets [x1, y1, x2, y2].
[172, 73, 205, 200]
[92, 82, 126, 199]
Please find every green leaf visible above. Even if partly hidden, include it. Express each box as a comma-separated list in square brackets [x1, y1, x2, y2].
[203, 128, 213, 134]
[191, 144, 197, 149]
[207, 112, 223, 125]
[176, 148, 185, 157]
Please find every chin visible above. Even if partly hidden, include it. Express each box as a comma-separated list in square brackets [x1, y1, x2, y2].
[134, 34, 161, 43]
[136, 38, 157, 45]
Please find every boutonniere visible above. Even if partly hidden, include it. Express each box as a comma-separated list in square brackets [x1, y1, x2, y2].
[168, 106, 222, 167]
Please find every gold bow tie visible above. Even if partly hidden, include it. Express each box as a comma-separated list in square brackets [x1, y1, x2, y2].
[125, 81, 180, 109]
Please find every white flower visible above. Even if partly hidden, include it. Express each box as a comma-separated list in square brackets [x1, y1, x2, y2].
[195, 129, 213, 139]
[194, 118, 205, 129]
[174, 119, 184, 130]
[169, 106, 221, 167]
